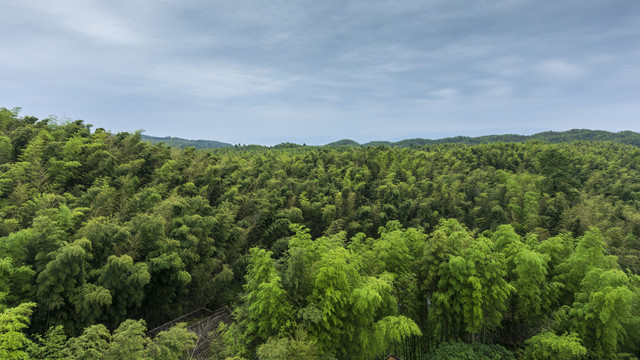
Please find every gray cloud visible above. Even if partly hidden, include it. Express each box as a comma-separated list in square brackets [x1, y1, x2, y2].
[1, 0, 639, 145]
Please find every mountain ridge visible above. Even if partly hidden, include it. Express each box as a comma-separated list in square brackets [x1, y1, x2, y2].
[141, 134, 232, 149]
[142, 129, 640, 149]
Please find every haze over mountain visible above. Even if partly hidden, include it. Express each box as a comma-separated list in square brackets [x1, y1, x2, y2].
[143, 129, 640, 149]
[2, 1, 640, 145]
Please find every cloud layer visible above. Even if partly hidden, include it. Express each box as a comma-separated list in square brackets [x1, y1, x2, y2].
[2, 0, 639, 144]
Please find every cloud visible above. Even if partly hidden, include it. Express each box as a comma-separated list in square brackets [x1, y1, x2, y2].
[535, 60, 587, 80]
[1, 0, 639, 144]
[429, 88, 459, 101]
[8, 0, 142, 45]
[146, 61, 290, 99]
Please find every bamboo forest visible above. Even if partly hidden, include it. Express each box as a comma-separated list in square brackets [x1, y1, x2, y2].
[1, 107, 639, 359]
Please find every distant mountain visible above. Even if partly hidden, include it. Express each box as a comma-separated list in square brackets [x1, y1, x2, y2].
[142, 130, 640, 150]
[351, 129, 640, 148]
[528, 129, 640, 146]
[361, 140, 393, 147]
[325, 139, 360, 146]
[141, 135, 232, 149]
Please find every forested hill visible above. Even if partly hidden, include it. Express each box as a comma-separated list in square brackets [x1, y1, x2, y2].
[356, 129, 640, 147]
[145, 129, 640, 149]
[1, 107, 640, 359]
[141, 134, 232, 149]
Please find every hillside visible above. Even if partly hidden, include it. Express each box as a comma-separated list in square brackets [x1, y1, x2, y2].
[324, 139, 360, 146]
[141, 134, 232, 149]
[144, 129, 640, 150]
[363, 129, 640, 147]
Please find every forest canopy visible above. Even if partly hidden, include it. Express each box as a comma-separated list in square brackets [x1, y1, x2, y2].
[1, 107, 639, 359]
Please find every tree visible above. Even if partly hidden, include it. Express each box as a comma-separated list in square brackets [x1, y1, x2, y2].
[569, 268, 635, 357]
[521, 331, 586, 360]
[210, 323, 250, 360]
[421, 219, 472, 294]
[0, 302, 35, 360]
[539, 148, 579, 198]
[0, 257, 35, 309]
[241, 248, 293, 345]
[0, 135, 12, 165]
[64, 324, 111, 360]
[431, 235, 513, 341]
[98, 255, 150, 327]
[72, 284, 112, 331]
[430, 341, 515, 360]
[555, 228, 618, 296]
[255, 328, 320, 360]
[306, 247, 359, 354]
[145, 323, 197, 360]
[36, 238, 92, 331]
[27, 325, 66, 360]
[143, 252, 191, 323]
[495, 225, 560, 323]
[103, 319, 148, 359]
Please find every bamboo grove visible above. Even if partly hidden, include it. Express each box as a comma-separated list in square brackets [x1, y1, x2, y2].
[1, 107, 639, 359]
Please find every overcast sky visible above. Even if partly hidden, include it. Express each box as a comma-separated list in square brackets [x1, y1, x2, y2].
[1, 0, 639, 145]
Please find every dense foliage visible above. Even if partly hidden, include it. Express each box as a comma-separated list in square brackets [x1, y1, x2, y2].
[1, 107, 640, 359]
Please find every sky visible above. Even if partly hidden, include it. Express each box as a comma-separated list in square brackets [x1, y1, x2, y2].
[1, 0, 639, 145]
